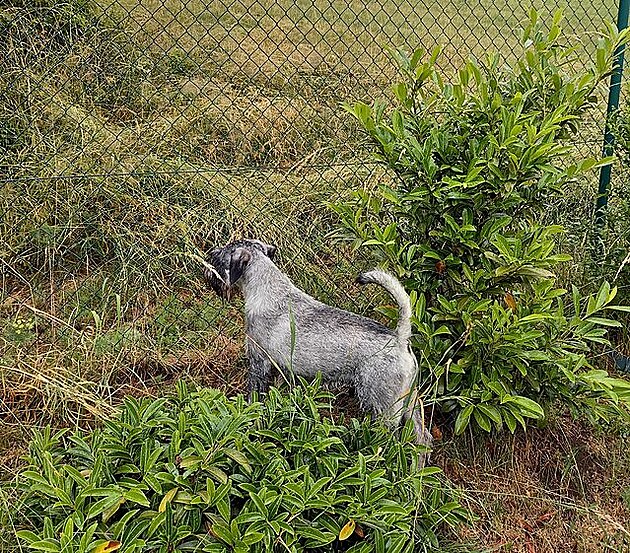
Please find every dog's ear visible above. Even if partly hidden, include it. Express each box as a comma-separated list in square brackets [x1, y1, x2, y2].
[266, 244, 277, 260]
[228, 247, 252, 286]
[248, 239, 277, 260]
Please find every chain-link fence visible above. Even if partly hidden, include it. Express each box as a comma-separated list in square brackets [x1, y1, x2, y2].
[0, 0, 623, 421]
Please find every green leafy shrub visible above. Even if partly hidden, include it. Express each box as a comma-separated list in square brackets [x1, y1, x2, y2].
[602, 107, 630, 299]
[333, 11, 630, 434]
[12, 381, 466, 553]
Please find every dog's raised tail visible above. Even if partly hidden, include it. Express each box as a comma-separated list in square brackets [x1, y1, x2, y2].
[356, 269, 413, 344]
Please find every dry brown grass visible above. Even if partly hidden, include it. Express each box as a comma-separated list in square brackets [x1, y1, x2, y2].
[437, 415, 630, 552]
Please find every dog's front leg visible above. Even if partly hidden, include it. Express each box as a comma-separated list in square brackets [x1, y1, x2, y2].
[246, 340, 273, 402]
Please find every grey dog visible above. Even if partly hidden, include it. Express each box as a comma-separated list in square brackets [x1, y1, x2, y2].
[205, 239, 432, 455]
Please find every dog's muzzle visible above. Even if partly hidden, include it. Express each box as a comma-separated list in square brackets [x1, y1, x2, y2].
[204, 263, 232, 300]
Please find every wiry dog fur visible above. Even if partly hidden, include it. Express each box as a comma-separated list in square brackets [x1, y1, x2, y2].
[205, 239, 432, 458]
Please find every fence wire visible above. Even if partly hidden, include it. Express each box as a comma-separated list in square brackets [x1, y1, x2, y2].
[0, 0, 620, 418]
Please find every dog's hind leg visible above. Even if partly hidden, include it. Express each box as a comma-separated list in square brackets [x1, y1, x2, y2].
[402, 389, 433, 468]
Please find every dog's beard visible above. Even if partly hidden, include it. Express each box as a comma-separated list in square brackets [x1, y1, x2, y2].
[206, 272, 240, 302]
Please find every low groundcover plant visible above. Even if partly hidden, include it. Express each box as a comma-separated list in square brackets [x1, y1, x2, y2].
[11, 380, 467, 553]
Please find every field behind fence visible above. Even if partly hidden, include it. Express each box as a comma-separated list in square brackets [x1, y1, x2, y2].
[0, 0, 623, 424]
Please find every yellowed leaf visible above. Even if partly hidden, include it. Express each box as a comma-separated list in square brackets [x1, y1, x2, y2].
[93, 541, 121, 553]
[339, 520, 356, 541]
[158, 488, 178, 513]
[504, 292, 517, 311]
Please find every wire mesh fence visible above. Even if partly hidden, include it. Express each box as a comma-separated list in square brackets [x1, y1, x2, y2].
[0, 0, 623, 419]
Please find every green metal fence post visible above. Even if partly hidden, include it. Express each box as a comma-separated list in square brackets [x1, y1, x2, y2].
[595, 0, 630, 232]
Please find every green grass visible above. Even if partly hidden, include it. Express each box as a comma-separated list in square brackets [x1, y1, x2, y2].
[99, 0, 617, 77]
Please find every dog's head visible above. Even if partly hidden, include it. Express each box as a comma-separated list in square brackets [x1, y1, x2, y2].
[205, 239, 277, 300]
